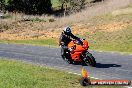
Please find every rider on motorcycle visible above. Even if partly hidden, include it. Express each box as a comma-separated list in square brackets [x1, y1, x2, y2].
[59, 26, 82, 61]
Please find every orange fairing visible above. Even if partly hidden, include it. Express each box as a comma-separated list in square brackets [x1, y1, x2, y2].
[83, 40, 89, 50]
[68, 40, 89, 62]
[68, 40, 88, 50]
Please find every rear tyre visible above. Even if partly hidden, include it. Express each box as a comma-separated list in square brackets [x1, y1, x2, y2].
[84, 52, 96, 67]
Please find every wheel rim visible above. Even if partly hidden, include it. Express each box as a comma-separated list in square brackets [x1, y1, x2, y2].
[85, 56, 95, 66]
[85, 59, 90, 66]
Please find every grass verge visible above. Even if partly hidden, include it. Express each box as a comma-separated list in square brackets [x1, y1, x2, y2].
[0, 29, 132, 53]
[1, 26, 132, 54]
[0, 58, 80, 88]
[0, 39, 57, 47]
[0, 58, 124, 88]
[86, 25, 132, 53]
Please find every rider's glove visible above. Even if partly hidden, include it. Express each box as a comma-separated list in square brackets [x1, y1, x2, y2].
[69, 47, 73, 51]
[77, 38, 83, 45]
[69, 44, 76, 51]
[69, 47, 74, 54]
[63, 46, 68, 49]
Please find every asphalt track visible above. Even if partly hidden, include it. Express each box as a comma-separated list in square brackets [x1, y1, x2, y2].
[0, 43, 132, 81]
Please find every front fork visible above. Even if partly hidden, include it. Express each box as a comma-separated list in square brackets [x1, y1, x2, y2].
[81, 51, 92, 61]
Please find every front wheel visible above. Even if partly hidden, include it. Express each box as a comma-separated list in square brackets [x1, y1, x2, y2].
[84, 52, 96, 67]
[61, 48, 73, 64]
[61, 54, 73, 64]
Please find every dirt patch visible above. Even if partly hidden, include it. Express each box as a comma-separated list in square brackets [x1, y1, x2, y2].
[0, 21, 131, 40]
[94, 22, 131, 32]
[0, 29, 61, 40]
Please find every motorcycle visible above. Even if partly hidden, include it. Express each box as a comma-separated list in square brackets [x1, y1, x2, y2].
[64, 39, 96, 67]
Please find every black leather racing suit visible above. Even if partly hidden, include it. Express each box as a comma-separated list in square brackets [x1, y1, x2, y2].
[59, 32, 79, 60]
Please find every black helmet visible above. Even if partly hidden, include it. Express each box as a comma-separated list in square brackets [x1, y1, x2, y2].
[63, 26, 71, 35]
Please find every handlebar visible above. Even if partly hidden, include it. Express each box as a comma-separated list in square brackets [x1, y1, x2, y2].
[72, 39, 83, 45]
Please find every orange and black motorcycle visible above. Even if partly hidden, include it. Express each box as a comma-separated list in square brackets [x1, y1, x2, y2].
[63, 39, 96, 67]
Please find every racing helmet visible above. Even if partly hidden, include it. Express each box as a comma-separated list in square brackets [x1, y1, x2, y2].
[63, 26, 71, 35]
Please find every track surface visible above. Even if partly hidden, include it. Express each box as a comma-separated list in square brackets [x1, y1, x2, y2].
[0, 43, 132, 80]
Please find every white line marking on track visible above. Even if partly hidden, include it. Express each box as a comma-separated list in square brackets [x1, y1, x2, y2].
[126, 86, 132, 88]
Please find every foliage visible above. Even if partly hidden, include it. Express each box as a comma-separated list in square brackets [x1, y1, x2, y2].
[59, 0, 86, 12]
[5, 0, 52, 15]
[0, 0, 5, 11]
[70, 0, 86, 11]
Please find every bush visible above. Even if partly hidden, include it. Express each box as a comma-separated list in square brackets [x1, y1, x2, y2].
[49, 18, 55, 22]
[5, 0, 52, 15]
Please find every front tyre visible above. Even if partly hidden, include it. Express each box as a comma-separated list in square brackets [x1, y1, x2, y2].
[84, 52, 96, 67]
[61, 49, 73, 64]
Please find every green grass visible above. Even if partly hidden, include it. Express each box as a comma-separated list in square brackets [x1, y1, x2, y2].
[0, 58, 124, 88]
[82, 10, 132, 53]
[90, 12, 132, 24]
[29, 17, 46, 22]
[0, 39, 57, 47]
[51, 0, 61, 8]
[86, 25, 132, 53]
[0, 58, 80, 88]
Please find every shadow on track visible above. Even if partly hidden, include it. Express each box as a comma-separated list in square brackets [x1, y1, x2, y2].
[96, 63, 121, 68]
[70, 62, 121, 68]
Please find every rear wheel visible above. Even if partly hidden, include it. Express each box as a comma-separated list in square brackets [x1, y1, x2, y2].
[84, 52, 96, 67]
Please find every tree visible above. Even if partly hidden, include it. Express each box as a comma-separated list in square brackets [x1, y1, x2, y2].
[59, 0, 70, 16]
[0, 0, 2, 10]
[59, 0, 86, 16]
[70, 0, 86, 12]
[0, 0, 5, 11]
[6, 0, 52, 15]
[59, 0, 69, 10]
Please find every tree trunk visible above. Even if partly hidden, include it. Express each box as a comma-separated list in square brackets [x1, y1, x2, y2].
[61, 3, 64, 10]
[64, 4, 67, 17]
